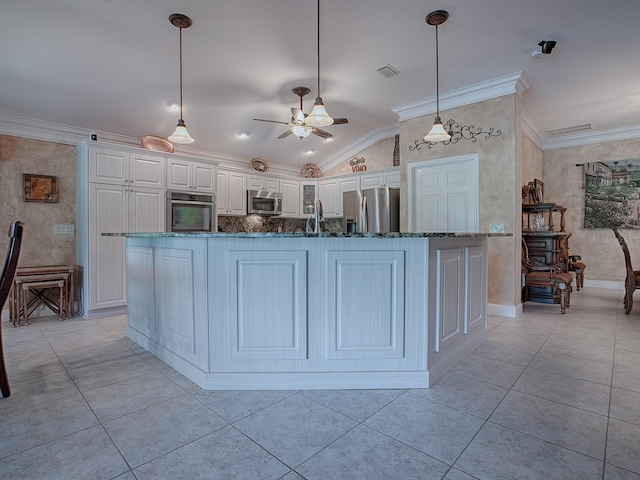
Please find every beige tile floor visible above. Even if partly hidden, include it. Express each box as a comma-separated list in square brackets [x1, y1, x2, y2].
[1, 287, 640, 479]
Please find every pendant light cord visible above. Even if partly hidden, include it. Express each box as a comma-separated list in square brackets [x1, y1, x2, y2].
[179, 26, 184, 121]
[435, 22, 440, 119]
[316, 0, 321, 98]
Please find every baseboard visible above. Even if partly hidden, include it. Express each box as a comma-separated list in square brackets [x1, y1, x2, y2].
[488, 303, 521, 318]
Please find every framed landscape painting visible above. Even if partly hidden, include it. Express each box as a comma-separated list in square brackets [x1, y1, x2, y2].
[583, 160, 640, 228]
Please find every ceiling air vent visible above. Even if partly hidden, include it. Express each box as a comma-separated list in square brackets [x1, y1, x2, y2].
[376, 64, 401, 78]
[547, 124, 591, 137]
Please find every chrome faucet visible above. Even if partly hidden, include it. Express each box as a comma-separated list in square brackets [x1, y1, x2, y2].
[306, 199, 324, 233]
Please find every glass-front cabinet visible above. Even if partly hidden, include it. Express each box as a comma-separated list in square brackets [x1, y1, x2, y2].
[301, 182, 317, 215]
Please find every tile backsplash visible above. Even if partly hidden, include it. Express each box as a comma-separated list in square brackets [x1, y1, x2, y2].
[218, 216, 343, 233]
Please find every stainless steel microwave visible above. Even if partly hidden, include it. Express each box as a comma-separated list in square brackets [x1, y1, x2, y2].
[247, 190, 282, 216]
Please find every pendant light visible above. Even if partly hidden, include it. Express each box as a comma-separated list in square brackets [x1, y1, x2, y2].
[423, 10, 451, 142]
[168, 13, 195, 144]
[305, 0, 334, 127]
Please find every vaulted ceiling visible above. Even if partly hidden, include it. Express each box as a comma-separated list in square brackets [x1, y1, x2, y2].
[1, 0, 638, 169]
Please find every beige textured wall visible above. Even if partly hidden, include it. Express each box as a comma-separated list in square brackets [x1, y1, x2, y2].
[522, 134, 543, 186]
[323, 137, 396, 177]
[400, 95, 520, 306]
[0, 135, 76, 267]
[543, 138, 640, 283]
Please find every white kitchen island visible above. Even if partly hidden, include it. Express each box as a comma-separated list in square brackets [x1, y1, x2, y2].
[117, 232, 502, 390]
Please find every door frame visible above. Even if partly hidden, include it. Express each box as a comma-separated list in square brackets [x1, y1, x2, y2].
[407, 154, 479, 232]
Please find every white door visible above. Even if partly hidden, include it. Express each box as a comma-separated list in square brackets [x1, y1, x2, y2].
[409, 155, 479, 232]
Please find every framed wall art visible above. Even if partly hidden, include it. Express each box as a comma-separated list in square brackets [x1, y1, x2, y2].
[23, 173, 58, 203]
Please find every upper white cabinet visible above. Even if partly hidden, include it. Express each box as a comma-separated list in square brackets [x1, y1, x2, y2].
[360, 168, 401, 189]
[318, 179, 339, 218]
[90, 148, 166, 189]
[279, 178, 300, 218]
[318, 176, 360, 218]
[167, 157, 217, 193]
[217, 169, 247, 216]
[247, 174, 280, 192]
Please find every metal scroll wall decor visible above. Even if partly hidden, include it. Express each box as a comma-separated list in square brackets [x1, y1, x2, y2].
[409, 118, 501, 151]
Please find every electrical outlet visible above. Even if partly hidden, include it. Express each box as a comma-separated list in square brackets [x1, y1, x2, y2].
[54, 224, 74, 235]
[489, 223, 504, 233]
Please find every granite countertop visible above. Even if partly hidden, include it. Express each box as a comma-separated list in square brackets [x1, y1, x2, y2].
[104, 232, 512, 238]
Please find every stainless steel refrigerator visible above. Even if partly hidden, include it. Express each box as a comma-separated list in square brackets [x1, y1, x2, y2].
[343, 187, 400, 233]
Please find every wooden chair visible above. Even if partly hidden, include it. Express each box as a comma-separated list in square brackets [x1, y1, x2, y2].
[568, 255, 586, 290]
[522, 238, 573, 313]
[612, 227, 640, 314]
[0, 221, 24, 397]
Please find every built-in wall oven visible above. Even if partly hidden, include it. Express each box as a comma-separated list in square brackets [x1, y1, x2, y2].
[166, 191, 216, 232]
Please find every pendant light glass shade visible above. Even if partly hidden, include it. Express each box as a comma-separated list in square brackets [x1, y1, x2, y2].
[306, 0, 334, 128]
[306, 99, 334, 127]
[168, 119, 195, 144]
[168, 14, 194, 145]
[423, 117, 450, 142]
[424, 10, 450, 143]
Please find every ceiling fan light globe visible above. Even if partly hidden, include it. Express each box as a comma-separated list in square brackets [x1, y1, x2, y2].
[423, 118, 450, 142]
[292, 125, 313, 139]
[306, 101, 334, 127]
[168, 120, 195, 144]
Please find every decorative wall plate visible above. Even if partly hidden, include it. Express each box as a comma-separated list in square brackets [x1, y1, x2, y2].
[251, 158, 269, 172]
[300, 163, 322, 178]
[141, 135, 174, 153]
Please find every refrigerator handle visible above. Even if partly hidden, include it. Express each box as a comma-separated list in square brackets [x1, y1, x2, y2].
[358, 196, 367, 232]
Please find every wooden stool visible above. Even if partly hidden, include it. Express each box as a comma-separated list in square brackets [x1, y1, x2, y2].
[18, 279, 66, 325]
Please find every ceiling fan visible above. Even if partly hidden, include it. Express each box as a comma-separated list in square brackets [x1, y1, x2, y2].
[253, 87, 348, 140]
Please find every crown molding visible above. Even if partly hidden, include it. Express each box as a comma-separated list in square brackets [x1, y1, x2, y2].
[317, 123, 400, 172]
[540, 124, 640, 151]
[520, 111, 545, 148]
[392, 71, 530, 122]
[0, 111, 295, 172]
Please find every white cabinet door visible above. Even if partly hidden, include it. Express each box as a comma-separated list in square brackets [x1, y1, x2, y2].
[129, 187, 165, 232]
[337, 178, 359, 216]
[192, 162, 216, 193]
[216, 170, 229, 214]
[318, 179, 339, 218]
[130, 153, 166, 189]
[360, 172, 384, 190]
[248, 175, 279, 192]
[89, 183, 128, 310]
[167, 158, 216, 193]
[279, 179, 300, 218]
[227, 172, 247, 215]
[360, 168, 400, 189]
[166, 158, 191, 191]
[384, 170, 401, 188]
[217, 170, 246, 215]
[90, 148, 128, 185]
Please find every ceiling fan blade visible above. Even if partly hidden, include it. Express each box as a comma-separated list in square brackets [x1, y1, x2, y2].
[291, 108, 305, 123]
[253, 118, 290, 126]
[277, 129, 294, 139]
[311, 127, 333, 139]
[332, 117, 349, 125]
